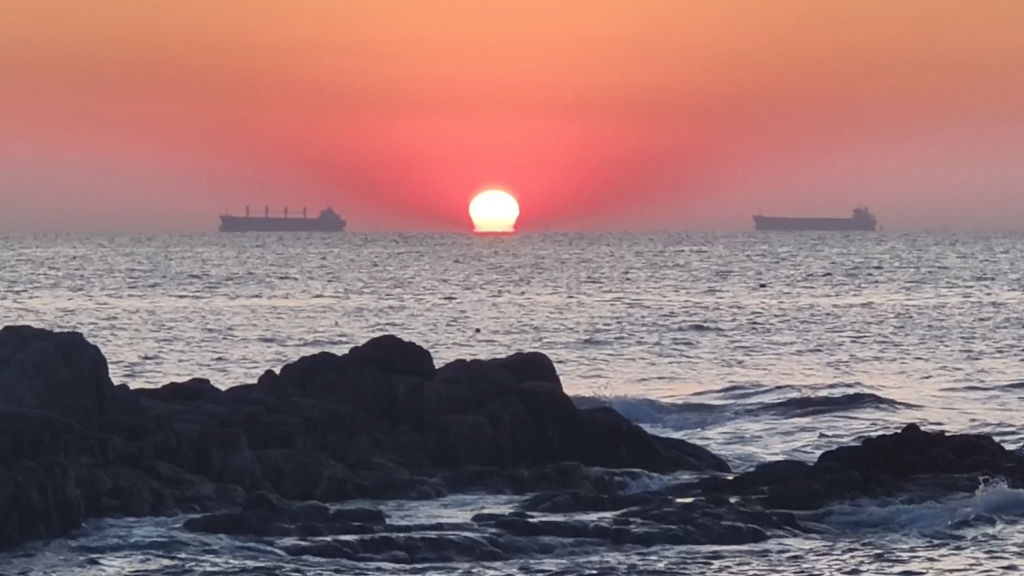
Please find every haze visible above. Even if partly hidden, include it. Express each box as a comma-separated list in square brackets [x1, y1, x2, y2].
[2, 1, 1023, 233]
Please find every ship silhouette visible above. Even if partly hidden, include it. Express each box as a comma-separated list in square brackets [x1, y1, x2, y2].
[753, 207, 877, 232]
[219, 206, 346, 232]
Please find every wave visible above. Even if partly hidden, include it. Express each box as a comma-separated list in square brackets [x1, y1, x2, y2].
[941, 381, 1024, 393]
[580, 468, 686, 496]
[293, 338, 348, 348]
[822, 479, 1024, 537]
[574, 396, 730, 431]
[690, 381, 883, 401]
[751, 393, 911, 419]
[574, 390, 910, 432]
[684, 323, 722, 332]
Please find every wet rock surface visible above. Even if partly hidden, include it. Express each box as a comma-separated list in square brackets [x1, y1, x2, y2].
[4, 325, 1024, 563]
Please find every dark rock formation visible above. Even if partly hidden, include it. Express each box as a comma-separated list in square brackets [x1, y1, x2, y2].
[183, 492, 387, 538]
[0, 458, 84, 550]
[0, 325, 727, 553]
[577, 406, 730, 473]
[135, 378, 222, 404]
[687, 424, 1024, 511]
[7, 325, 1022, 563]
[0, 409, 99, 466]
[0, 326, 115, 549]
[0, 326, 114, 428]
[177, 423, 1024, 563]
[348, 335, 436, 380]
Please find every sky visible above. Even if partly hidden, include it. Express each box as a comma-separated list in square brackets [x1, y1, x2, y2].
[2, 1, 1023, 233]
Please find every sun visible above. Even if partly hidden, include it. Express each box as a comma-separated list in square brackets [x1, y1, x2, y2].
[469, 189, 520, 233]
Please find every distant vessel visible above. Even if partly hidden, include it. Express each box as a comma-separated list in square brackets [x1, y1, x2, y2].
[219, 206, 346, 233]
[753, 207, 877, 232]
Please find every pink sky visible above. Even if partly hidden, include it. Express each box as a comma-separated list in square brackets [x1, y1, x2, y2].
[2, 1, 1023, 232]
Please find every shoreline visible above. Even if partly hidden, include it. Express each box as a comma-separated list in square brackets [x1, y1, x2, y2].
[2, 325, 1021, 563]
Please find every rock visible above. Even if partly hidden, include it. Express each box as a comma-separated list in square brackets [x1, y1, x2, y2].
[451, 382, 581, 468]
[478, 396, 531, 466]
[699, 460, 822, 510]
[101, 465, 162, 517]
[428, 352, 561, 418]
[78, 468, 114, 514]
[253, 449, 345, 501]
[183, 500, 381, 538]
[274, 351, 423, 427]
[232, 410, 308, 452]
[577, 406, 730, 473]
[616, 497, 790, 544]
[428, 360, 519, 416]
[485, 352, 562, 388]
[138, 432, 183, 466]
[276, 352, 351, 392]
[511, 382, 580, 464]
[349, 335, 436, 380]
[242, 490, 288, 514]
[212, 483, 248, 508]
[816, 423, 1014, 477]
[331, 507, 387, 525]
[0, 409, 99, 467]
[281, 540, 357, 559]
[354, 469, 445, 500]
[471, 512, 506, 524]
[96, 392, 159, 443]
[0, 324, 752, 558]
[182, 509, 295, 537]
[700, 424, 1024, 513]
[251, 335, 726, 474]
[133, 459, 235, 512]
[289, 501, 331, 523]
[256, 369, 280, 388]
[652, 435, 732, 474]
[520, 489, 660, 514]
[0, 326, 114, 428]
[94, 433, 136, 464]
[196, 429, 262, 491]
[0, 459, 84, 550]
[576, 406, 663, 470]
[433, 415, 496, 467]
[136, 378, 222, 403]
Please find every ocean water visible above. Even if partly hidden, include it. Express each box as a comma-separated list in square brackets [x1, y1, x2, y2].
[2, 231, 1024, 575]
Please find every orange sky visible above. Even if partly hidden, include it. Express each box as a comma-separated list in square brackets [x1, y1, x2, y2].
[2, 1, 1023, 232]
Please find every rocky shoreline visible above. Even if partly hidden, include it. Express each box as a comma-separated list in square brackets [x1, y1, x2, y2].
[2, 325, 1021, 563]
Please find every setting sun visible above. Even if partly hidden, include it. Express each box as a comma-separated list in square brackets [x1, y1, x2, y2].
[469, 189, 520, 233]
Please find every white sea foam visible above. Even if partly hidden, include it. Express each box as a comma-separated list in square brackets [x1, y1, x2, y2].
[823, 479, 1024, 534]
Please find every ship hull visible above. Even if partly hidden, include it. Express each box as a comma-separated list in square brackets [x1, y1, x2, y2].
[753, 216, 876, 232]
[219, 216, 346, 232]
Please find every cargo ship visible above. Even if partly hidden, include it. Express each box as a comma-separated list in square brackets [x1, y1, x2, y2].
[753, 207, 877, 232]
[219, 206, 346, 233]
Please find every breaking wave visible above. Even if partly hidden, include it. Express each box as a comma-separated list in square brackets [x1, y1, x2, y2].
[574, 389, 910, 432]
[751, 392, 911, 419]
[823, 479, 1024, 537]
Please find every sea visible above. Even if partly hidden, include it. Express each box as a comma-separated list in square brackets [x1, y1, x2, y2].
[2, 231, 1023, 575]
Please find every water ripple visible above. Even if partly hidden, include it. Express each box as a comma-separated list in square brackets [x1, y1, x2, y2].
[4, 232, 1024, 574]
